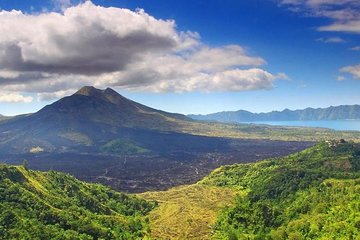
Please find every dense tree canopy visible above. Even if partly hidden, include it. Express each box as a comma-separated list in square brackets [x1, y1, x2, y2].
[201, 141, 360, 239]
[0, 165, 156, 240]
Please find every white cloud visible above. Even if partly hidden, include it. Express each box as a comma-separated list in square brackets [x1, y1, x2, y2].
[0, 70, 20, 78]
[336, 75, 346, 81]
[125, 68, 287, 93]
[37, 89, 77, 101]
[306, 0, 358, 7]
[0, 2, 182, 75]
[280, 0, 359, 8]
[279, 0, 360, 82]
[319, 20, 360, 34]
[52, 0, 72, 11]
[0, 1, 283, 99]
[316, 37, 345, 43]
[0, 92, 33, 103]
[350, 46, 360, 51]
[279, 0, 360, 34]
[340, 64, 360, 79]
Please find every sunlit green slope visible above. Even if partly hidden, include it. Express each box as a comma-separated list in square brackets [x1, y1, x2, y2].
[201, 141, 360, 239]
[0, 164, 156, 240]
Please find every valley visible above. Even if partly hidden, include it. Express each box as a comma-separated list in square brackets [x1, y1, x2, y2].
[2, 141, 358, 239]
[1, 137, 312, 193]
[140, 141, 360, 239]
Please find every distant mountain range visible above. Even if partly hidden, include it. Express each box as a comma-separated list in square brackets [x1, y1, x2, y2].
[189, 105, 360, 122]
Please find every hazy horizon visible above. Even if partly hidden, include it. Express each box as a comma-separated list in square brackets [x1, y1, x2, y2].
[1, 86, 360, 117]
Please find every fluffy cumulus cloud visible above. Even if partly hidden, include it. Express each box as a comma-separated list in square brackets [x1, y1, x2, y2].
[340, 64, 360, 79]
[0, 92, 33, 103]
[0, 1, 285, 101]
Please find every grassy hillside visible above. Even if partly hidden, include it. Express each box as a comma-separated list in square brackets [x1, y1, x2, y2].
[200, 141, 360, 239]
[140, 185, 240, 240]
[0, 164, 156, 240]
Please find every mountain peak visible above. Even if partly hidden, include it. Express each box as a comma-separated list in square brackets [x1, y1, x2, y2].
[104, 87, 118, 95]
[75, 86, 109, 97]
[74, 86, 130, 105]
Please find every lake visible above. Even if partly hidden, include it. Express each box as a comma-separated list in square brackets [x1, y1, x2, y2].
[243, 120, 360, 131]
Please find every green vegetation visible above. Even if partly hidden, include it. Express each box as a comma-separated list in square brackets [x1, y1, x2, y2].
[200, 141, 360, 239]
[140, 184, 239, 240]
[100, 138, 149, 155]
[1, 141, 360, 239]
[0, 164, 156, 239]
[59, 132, 92, 146]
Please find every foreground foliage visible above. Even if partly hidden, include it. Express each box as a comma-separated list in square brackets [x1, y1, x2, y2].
[201, 141, 360, 239]
[0, 165, 156, 240]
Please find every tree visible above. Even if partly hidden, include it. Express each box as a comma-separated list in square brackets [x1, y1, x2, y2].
[22, 159, 28, 171]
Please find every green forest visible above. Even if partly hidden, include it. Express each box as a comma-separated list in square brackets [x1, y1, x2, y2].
[0, 164, 156, 240]
[201, 141, 360, 239]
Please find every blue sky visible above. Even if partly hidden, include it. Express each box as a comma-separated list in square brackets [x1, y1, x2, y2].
[0, 0, 359, 115]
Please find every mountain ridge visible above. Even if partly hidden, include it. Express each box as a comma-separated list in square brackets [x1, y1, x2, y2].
[189, 104, 360, 122]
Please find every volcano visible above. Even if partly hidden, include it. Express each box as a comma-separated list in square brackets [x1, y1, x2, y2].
[0, 86, 191, 154]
